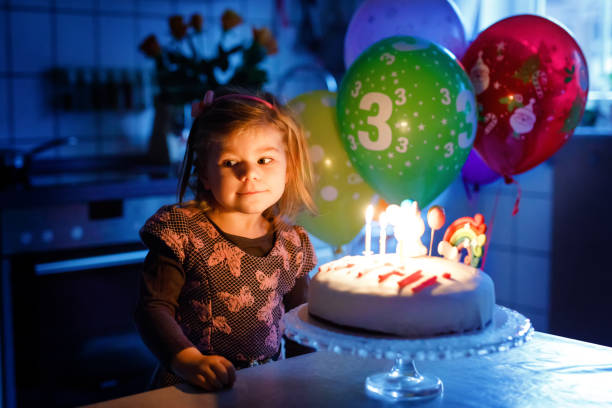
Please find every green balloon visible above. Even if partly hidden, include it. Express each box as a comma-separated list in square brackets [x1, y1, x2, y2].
[290, 91, 376, 247]
[337, 36, 477, 206]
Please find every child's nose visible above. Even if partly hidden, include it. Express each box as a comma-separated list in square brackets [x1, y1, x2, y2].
[237, 162, 260, 181]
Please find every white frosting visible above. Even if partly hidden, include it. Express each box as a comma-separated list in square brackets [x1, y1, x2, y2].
[308, 254, 495, 337]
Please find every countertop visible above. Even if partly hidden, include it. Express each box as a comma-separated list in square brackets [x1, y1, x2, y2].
[84, 332, 612, 408]
[0, 155, 179, 209]
[0, 176, 178, 209]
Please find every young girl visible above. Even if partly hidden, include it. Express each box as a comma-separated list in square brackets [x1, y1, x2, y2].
[135, 87, 317, 391]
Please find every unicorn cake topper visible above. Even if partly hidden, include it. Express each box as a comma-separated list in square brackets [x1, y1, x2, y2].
[395, 200, 428, 261]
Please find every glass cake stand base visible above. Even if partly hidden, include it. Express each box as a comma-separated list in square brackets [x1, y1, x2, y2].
[365, 357, 442, 402]
[283, 304, 533, 403]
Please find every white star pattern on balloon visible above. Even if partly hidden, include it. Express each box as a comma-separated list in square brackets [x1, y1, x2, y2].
[336, 37, 477, 204]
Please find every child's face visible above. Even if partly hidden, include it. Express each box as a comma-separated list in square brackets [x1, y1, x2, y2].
[201, 125, 288, 216]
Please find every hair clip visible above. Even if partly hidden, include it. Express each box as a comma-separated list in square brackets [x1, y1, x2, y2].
[191, 90, 215, 118]
[215, 94, 274, 110]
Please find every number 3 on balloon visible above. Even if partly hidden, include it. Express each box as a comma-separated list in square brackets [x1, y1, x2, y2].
[351, 81, 362, 98]
[456, 89, 476, 148]
[358, 92, 393, 151]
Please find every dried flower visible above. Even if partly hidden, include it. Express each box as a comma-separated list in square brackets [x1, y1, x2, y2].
[190, 13, 204, 32]
[222, 10, 243, 32]
[139, 11, 273, 105]
[169, 15, 188, 40]
[139, 34, 162, 57]
[253, 27, 278, 55]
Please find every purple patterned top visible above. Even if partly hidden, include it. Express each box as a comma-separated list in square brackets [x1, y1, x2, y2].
[139, 205, 317, 369]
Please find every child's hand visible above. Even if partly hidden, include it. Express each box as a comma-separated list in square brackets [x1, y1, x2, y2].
[171, 347, 236, 391]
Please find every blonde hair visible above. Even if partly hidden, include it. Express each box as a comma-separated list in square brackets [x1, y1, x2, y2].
[178, 87, 316, 225]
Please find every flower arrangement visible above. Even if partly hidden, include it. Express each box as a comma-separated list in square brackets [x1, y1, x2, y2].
[139, 10, 278, 106]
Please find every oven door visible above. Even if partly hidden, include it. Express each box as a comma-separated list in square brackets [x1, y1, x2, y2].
[2, 243, 157, 408]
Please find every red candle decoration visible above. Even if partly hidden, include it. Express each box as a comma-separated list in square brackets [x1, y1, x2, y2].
[397, 270, 423, 289]
[378, 270, 404, 283]
[412, 276, 439, 293]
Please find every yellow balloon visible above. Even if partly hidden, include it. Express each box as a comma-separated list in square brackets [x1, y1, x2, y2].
[290, 90, 376, 246]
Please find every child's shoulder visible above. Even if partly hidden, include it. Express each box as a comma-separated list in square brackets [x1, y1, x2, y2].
[276, 221, 312, 248]
[139, 203, 212, 263]
[143, 203, 208, 230]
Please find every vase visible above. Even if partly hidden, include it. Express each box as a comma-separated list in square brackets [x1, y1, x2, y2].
[147, 101, 189, 166]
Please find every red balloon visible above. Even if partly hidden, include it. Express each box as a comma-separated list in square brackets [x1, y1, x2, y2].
[461, 15, 588, 177]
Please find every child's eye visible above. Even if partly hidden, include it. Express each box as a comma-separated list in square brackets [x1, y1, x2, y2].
[221, 160, 237, 168]
[258, 157, 273, 165]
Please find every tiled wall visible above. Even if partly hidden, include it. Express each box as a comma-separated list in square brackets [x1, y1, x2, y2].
[442, 164, 554, 333]
[2, 0, 554, 333]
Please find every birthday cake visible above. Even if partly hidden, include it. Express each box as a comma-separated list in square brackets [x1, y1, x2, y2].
[308, 203, 496, 337]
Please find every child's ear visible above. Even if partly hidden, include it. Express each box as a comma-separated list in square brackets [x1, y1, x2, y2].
[199, 173, 210, 190]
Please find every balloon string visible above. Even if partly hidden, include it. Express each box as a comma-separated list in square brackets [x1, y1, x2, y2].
[481, 183, 502, 269]
[504, 176, 522, 216]
[462, 176, 473, 201]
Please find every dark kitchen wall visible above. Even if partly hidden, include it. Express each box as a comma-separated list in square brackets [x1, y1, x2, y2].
[0, 0, 348, 158]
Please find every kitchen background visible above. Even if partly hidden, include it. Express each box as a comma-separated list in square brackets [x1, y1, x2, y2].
[1, 0, 611, 407]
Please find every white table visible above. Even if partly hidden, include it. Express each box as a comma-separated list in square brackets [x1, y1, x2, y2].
[85, 332, 612, 407]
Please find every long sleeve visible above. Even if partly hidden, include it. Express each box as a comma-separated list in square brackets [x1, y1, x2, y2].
[282, 274, 309, 311]
[282, 264, 315, 358]
[134, 251, 194, 368]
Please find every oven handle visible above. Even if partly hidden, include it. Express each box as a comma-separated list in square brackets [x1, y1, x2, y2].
[34, 249, 148, 275]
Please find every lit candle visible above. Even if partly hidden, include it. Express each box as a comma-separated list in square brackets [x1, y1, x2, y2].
[379, 211, 387, 255]
[364, 204, 374, 255]
[385, 204, 402, 254]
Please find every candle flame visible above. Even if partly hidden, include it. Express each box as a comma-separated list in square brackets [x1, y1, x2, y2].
[365, 204, 374, 223]
[385, 204, 401, 226]
[379, 211, 387, 226]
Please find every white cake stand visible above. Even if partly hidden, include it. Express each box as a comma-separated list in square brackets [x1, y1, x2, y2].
[282, 304, 533, 402]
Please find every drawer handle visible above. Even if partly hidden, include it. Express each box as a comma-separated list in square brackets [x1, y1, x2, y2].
[35, 250, 148, 275]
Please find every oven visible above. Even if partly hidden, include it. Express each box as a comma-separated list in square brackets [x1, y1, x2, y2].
[1, 193, 174, 407]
